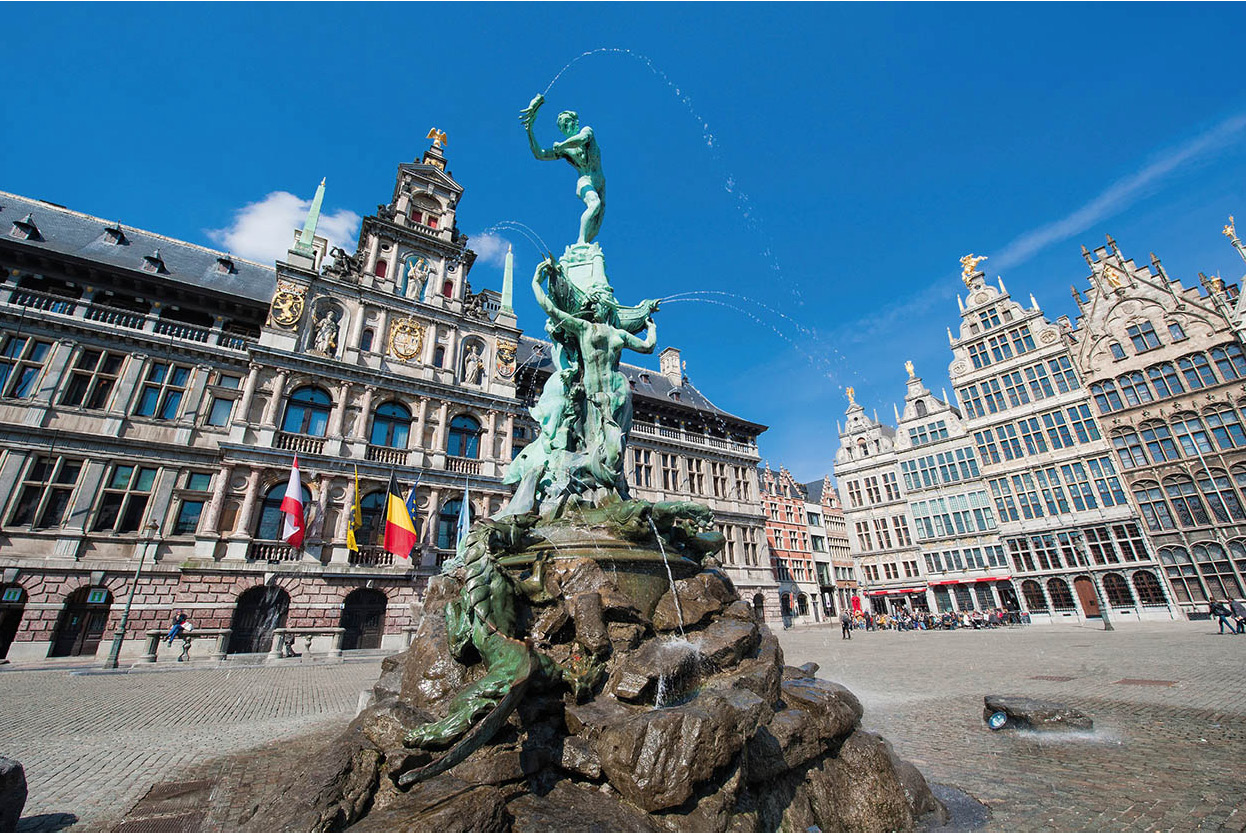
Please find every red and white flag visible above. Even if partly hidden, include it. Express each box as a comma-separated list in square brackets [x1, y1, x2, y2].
[279, 455, 305, 548]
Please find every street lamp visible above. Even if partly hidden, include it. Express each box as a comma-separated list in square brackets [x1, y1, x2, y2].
[103, 519, 160, 669]
[1092, 571, 1114, 632]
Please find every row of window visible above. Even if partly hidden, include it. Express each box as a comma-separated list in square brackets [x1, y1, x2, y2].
[973, 404, 1101, 464]
[1005, 523, 1148, 573]
[1131, 470, 1246, 532]
[769, 527, 809, 552]
[1020, 571, 1167, 612]
[861, 559, 920, 581]
[923, 544, 1008, 573]
[1112, 408, 1246, 470]
[844, 472, 900, 508]
[853, 515, 914, 553]
[907, 420, 948, 447]
[900, 446, 980, 491]
[910, 491, 997, 539]
[966, 324, 1037, 370]
[1159, 542, 1245, 604]
[988, 456, 1126, 522]
[1090, 344, 1246, 414]
[631, 450, 752, 501]
[958, 356, 1081, 418]
[774, 557, 814, 584]
[283, 387, 486, 456]
[715, 523, 762, 567]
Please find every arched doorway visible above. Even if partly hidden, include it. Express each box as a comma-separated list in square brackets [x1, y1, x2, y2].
[49, 587, 112, 657]
[996, 581, 1020, 611]
[227, 586, 290, 654]
[752, 593, 765, 622]
[0, 584, 28, 659]
[340, 588, 388, 650]
[1073, 576, 1101, 617]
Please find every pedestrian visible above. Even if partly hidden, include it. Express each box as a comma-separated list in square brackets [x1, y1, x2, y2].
[1230, 598, 1246, 635]
[1209, 598, 1236, 634]
[166, 611, 190, 645]
[841, 615, 852, 640]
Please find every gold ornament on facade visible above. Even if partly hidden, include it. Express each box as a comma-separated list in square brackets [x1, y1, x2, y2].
[905, 360, 915, 378]
[1102, 264, 1124, 291]
[1224, 215, 1236, 240]
[959, 253, 987, 288]
[269, 282, 306, 328]
[845, 386, 856, 405]
[495, 339, 518, 379]
[389, 318, 425, 360]
[1210, 274, 1225, 294]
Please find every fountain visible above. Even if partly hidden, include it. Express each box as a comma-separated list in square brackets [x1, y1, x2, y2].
[247, 92, 946, 833]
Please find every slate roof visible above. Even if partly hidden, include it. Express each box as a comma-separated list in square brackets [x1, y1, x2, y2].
[516, 336, 767, 435]
[0, 191, 276, 304]
[802, 479, 825, 503]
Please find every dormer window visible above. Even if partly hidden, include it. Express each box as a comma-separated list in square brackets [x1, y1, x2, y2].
[639, 373, 650, 384]
[669, 391, 681, 401]
[103, 223, 127, 245]
[214, 256, 235, 275]
[142, 249, 166, 274]
[10, 214, 40, 241]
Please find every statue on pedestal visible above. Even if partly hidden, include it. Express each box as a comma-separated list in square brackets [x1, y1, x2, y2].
[521, 94, 605, 246]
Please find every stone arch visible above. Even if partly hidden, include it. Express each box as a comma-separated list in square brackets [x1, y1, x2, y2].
[0, 581, 29, 659]
[227, 585, 290, 654]
[341, 587, 389, 650]
[49, 585, 113, 657]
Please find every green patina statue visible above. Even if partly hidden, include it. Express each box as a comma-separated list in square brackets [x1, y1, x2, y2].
[521, 94, 605, 246]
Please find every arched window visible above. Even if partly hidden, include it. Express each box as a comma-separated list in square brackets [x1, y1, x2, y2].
[1178, 354, 1217, 390]
[358, 491, 387, 546]
[281, 386, 331, 436]
[1204, 406, 1246, 450]
[780, 594, 792, 617]
[370, 402, 411, 448]
[1172, 414, 1213, 457]
[1102, 572, 1134, 608]
[1197, 470, 1246, 523]
[255, 481, 311, 540]
[1091, 382, 1123, 414]
[1191, 542, 1243, 599]
[1046, 577, 1076, 611]
[360, 329, 374, 352]
[1132, 570, 1167, 607]
[1159, 547, 1205, 604]
[1112, 430, 1148, 469]
[1140, 421, 1180, 462]
[1132, 482, 1175, 532]
[1212, 344, 1246, 381]
[1021, 579, 1047, 612]
[753, 593, 766, 622]
[374, 259, 388, 279]
[915, 400, 928, 418]
[1146, 363, 1184, 398]
[447, 414, 481, 458]
[1231, 540, 1246, 582]
[797, 594, 809, 616]
[1164, 476, 1209, 528]
[437, 498, 473, 550]
[1118, 371, 1153, 406]
[857, 438, 869, 458]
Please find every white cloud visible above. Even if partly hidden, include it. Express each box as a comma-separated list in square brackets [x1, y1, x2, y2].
[207, 192, 360, 265]
[469, 232, 512, 268]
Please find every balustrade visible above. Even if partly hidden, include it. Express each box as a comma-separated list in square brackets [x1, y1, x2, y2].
[154, 319, 210, 342]
[248, 540, 301, 562]
[275, 432, 326, 455]
[446, 456, 481, 475]
[366, 445, 409, 466]
[349, 545, 394, 567]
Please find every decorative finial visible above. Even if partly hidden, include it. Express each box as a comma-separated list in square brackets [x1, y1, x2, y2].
[1211, 273, 1225, 294]
[845, 386, 856, 406]
[1224, 215, 1237, 240]
[959, 253, 987, 288]
[427, 127, 448, 148]
[905, 360, 915, 378]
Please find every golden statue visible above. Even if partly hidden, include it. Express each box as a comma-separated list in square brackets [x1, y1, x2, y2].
[1103, 264, 1123, 290]
[427, 127, 448, 148]
[959, 254, 988, 287]
[1224, 215, 1236, 241]
[905, 360, 915, 378]
[1210, 274, 1225, 294]
[845, 386, 856, 405]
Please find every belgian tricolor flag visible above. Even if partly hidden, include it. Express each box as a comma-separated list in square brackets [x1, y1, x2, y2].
[383, 473, 419, 559]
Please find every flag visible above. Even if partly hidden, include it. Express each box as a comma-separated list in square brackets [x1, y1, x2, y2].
[383, 472, 419, 559]
[346, 465, 362, 553]
[455, 480, 472, 555]
[279, 455, 305, 548]
[405, 476, 421, 558]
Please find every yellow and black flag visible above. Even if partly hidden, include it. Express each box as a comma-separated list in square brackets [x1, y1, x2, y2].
[383, 472, 418, 559]
[346, 466, 363, 553]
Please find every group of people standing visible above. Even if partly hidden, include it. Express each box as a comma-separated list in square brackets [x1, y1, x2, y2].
[840, 607, 1024, 639]
[1210, 598, 1246, 634]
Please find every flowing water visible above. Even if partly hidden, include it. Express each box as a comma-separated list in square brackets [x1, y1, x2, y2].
[653, 636, 702, 708]
[648, 517, 686, 639]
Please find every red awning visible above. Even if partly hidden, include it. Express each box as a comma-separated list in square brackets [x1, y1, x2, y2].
[866, 587, 927, 596]
[931, 577, 1011, 586]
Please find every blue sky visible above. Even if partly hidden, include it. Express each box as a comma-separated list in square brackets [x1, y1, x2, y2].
[5, 3, 1246, 483]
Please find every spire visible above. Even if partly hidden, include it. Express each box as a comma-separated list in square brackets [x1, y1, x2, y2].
[893, 402, 901, 422]
[1081, 244, 1094, 266]
[997, 275, 1007, 294]
[947, 326, 955, 345]
[500, 243, 514, 313]
[294, 177, 326, 256]
[956, 294, 965, 311]
[1071, 285, 1083, 305]
[1029, 293, 1039, 310]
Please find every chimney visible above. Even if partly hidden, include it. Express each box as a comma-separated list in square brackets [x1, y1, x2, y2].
[660, 346, 682, 385]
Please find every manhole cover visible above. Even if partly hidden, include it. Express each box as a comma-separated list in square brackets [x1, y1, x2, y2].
[115, 811, 206, 833]
[1115, 678, 1177, 687]
[1030, 675, 1075, 682]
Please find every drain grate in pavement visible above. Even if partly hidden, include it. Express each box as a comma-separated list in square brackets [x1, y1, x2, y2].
[1115, 678, 1177, 687]
[1030, 675, 1075, 682]
[115, 811, 205, 833]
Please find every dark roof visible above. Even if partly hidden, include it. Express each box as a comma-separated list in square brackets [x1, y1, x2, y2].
[802, 479, 826, 503]
[0, 191, 276, 304]
[517, 336, 767, 436]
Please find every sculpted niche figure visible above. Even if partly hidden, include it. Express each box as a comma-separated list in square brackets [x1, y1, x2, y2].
[521, 94, 605, 245]
[313, 310, 339, 355]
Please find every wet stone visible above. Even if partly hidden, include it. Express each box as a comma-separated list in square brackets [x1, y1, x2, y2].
[983, 695, 1094, 731]
[0, 757, 27, 833]
[507, 780, 657, 832]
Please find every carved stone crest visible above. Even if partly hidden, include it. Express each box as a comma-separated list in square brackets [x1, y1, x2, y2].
[269, 281, 306, 328]
[496, 339, 518, 379]
[390, 317, 425, 360]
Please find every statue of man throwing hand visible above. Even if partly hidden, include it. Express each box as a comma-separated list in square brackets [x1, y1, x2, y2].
[521, 94, 605, 245]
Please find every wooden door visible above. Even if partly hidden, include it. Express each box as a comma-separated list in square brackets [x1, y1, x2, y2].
[1074, 577, 1101, 617]
[50, 588, 111, 657]
[341, 589, 387, 651]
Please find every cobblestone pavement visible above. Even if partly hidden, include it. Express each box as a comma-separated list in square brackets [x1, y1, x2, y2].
[0, 660, 382, 832]
[778, 619, 1246, 832]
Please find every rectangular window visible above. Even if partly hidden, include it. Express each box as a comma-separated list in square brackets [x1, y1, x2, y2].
[0, 333, 53, 399]
[1168, 322, 1187, 341]
[882, 471, 900, 501]
[134, 361, 191, 420]
[1011, 473, 1044, 519]
[1008, 325, 1036, 355]
[1002, 370, 1030, 407]
[873, 518, 893, 549]
[997, 423, 1024, 460]
[93, 464, 158, 533]
[61, 349, 124, 410]
[660, 453, 680, 492]
[892, 515, 912, 546]
[9, 456, 84, 529]
[969, 342, 991, 369]
[1113, 522, 1149, 562]
[205, 396, 234, 427]
[173, 500, 204, 535]
[1048, 356, 1080, 392]
[1067, 404, 1100, 442]
[988, 334, 1013, 363]
[982, 378, 1006, 413]
[1126, 322, 1162, 352]
[1034, 467, 1070, 515]
[1060, 462, 1099, 511]
[974, 429, 1001, 464]
[1087, 457, 1126, 507]
[1008, 538, 1036, 573]
[864, 477, 882, 504]
[686, 458, 705, 495]
[711, 462, 729, 498]
[1018, 417, 1048, 455]
[958, 385, 983, 418]
[1025, 362, 1055, 400]
[633, 449, 654, 488]
[855, 521, 873, 552]
[979, 307, 1002, 330]
[1084, 526, 1120, 565]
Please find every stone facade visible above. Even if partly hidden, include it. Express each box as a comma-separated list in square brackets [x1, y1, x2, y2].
[1072, 238, 1245, 617]
[949, 265, 1178, 623]
[802, 475, 855, 620]
[758, 464, 822, 626]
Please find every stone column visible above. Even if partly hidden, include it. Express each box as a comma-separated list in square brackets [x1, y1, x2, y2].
[237, 363, 261, 424]
[486, 410, 499, 461]
[34, 339, 76, 405]
[112, 352, 149, 415]
[414, 397, 430, 448]
[201, 463, 235, 535]
[433, 401, 450, 452]
[353, 386, 376, 441]
[327, 382, 351, 438]
[425, 487, 442, 553]
[181, 364, 213, 424]
[503, 413, 516, 462]
[261, 370, 289, 428]
[232, 467, 263, 537]
[348, 305, 367, 351]
[375, 310, 389, 356]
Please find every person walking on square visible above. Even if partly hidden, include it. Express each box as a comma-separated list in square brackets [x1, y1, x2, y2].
[841, 615, 852, 640]
[1209, 598, 1236, 634]
[1229, 598, 1246, 634]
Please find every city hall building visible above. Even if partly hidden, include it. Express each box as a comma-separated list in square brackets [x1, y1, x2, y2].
[0, 138, 772, 662]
